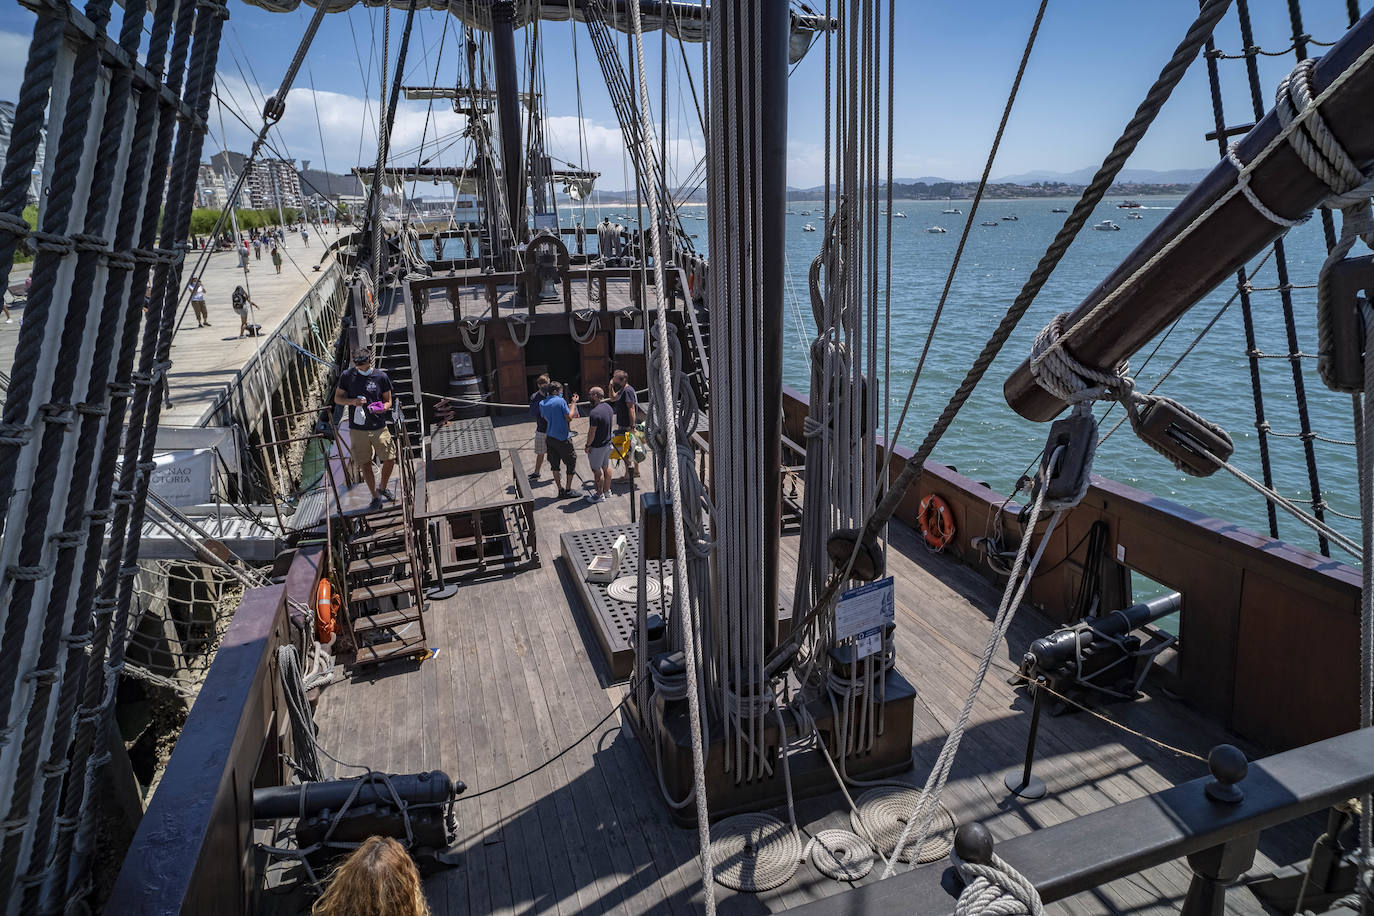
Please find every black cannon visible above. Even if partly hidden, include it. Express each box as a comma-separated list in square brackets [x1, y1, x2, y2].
[1014, 592, 1182, 705]
[254, 770, 466, 873]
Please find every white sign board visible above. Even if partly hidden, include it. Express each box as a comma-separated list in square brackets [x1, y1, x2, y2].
[614, 328, 646, 356]
[835, 577, 895, 660]
[148, 449, 215, 507]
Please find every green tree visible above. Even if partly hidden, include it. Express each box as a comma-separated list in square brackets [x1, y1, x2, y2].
[13, 205, 38, 263]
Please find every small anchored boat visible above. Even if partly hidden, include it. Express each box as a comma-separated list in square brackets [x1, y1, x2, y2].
[1092, 219, 1122, 231]
[925, 226, 946, 233]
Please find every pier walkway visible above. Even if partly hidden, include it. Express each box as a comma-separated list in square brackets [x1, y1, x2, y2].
[1, 229, 345, 428]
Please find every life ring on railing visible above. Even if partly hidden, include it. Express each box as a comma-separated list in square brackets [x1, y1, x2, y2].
[315, 578, 340, 642]
[917, 494, 956, 552]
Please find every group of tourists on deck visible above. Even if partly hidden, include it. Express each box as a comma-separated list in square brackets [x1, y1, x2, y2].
[528, 368, 640, 503]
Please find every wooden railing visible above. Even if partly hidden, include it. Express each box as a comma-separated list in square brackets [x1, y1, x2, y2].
[789, 727, 1374, 915]
[104, 545, 327, 915]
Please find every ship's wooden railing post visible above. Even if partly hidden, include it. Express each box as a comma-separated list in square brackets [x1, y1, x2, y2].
[1180, 745, 1257, 916]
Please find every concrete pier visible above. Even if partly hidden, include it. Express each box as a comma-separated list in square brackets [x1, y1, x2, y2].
[0, 227, 346, 428]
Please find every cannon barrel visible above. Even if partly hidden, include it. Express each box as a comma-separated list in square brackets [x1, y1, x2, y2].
[1027, 593, 1182, 672]
[253, 770, 463, 820]
[1004, 8, 1374, 421]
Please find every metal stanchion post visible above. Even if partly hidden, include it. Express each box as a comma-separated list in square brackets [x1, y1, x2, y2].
[425, 519, 458, 600]
[1004, 676, 1048, 799]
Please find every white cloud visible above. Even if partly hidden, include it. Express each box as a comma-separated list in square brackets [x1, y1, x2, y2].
[208, 75, 705, 194]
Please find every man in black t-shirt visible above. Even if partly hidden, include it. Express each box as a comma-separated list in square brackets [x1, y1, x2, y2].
[607, 369, 639, 482]
[333, 347, 395, 510]
[584, 387, 614, 503]
[528, 373, 550, 480]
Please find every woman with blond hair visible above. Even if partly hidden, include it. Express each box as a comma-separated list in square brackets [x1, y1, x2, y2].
[312, 836, 431, 916]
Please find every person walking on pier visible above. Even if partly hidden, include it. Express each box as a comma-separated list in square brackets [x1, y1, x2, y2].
[608, 369, 639, 482]
[232, 284, 257, 337]
[302, 226, 310, 247]
[585, 387, 614, 503]
[252, 236, 262, 261]
[334, 347, 396, 511]
[187, 276, 209, 327]
[238, 242, 250, 272]
[271, 244, 283, 275]
[528, 373, 550, 480]
[539, 381, 579, 499]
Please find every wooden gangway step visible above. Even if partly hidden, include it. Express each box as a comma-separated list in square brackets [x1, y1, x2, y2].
[351, 607, 424, 635]
[350, 525, 407, 547]
[349, 578, 417, 603]
[351, 632, 428, 666]
[348, 551, 412, 575]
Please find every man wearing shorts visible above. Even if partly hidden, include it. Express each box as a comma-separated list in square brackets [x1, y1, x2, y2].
[584, 388, 614, 503]
[538, 381, 579, 498]
[334, 347, 395, 510]
[607, 369, 639, 482]
[528, 374, 550, 480]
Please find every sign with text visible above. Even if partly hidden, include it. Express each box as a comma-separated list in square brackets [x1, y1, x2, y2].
[835, 577, 895, 642]
[148, 449, 215, 507]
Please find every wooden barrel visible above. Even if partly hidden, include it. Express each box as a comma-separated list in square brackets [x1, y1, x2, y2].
[448, 376, 487, 419]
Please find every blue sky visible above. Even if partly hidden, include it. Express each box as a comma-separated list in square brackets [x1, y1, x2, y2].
[0, 1, 1363, 189]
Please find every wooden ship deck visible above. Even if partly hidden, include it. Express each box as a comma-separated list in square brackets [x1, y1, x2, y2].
[304, 416, 1318, 915]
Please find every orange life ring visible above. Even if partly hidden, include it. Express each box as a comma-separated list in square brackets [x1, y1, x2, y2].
[918, 494, 956, 551]
[315, 578, 340, 642]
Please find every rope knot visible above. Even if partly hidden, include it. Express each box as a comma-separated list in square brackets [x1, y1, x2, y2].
[953, 852, 1044, 916]
[0, 421, 33, 446]
[105, 250, 136, 272]
[71, 232, 110, 253]
[7, 564, 50, 581]
[1029, 312, 1129, 403]
[39, 402, 74, 427]
[26, 230, 76, 255]
[0, 211, 32, 240]
[49, 529, 85, 549]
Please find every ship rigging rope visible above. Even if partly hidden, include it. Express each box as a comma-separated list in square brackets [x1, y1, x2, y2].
[774, 0, 1233, 676]
[628, 1, 716, 910]
[1356, 299, 1374, 892]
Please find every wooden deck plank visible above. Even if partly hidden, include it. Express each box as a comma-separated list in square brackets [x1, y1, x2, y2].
[304, 414, 1321, 915]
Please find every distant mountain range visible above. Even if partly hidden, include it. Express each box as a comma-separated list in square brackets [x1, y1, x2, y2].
[784, 167, 1211, 195]
[991, 166, 1212, 185]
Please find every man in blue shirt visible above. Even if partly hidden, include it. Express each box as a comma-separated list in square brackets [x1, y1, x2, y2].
[538, 381, 580, 498]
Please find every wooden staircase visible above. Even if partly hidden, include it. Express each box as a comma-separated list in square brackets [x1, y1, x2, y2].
[338, 405, 432, 668]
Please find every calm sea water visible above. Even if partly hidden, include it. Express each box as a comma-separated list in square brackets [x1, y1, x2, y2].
[538, 197, 1359, 562]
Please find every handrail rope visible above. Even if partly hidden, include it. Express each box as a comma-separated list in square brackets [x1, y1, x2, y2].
[775, 0, 1234, 677]
[1007, 673, 1207, 762]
